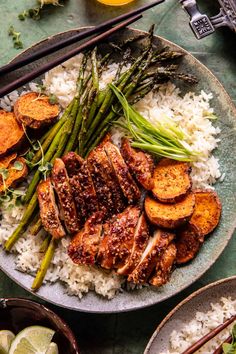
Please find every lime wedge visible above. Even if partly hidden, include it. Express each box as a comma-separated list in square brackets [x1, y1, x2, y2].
[45, 342, 58, 354]
[9, 326, 55, 354]
[0, 330, 15, 353]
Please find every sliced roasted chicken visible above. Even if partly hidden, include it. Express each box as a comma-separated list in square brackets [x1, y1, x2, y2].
[37, 178, 65, 239]
[52, 158, 80, 233]
[117, 213, 150, 275]
[97, 222, 113, 269]
[70, 161, 99, 222]
[68, 211, 104, 265]
[97, 206, 140, 270]
[149, 242, 177, 287]
[88, 144, 125, 215]
[128, 229, 175, 284]
[121, 138, 154, 190]
[104, 142, 141, 204]
[62, 152, 84, 178]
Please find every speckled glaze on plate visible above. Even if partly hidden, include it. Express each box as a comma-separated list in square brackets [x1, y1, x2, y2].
[0, 297, 80, 353]
[144, 276, 236, 354]
[0, 28, 235, 313]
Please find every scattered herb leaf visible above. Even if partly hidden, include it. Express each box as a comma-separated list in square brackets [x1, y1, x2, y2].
[49, 94, 58, 105]
[18, 10, 29, 21]
[33, 141, 40, 151]
[0, 168, 9, 181]
[13, 161, 24, 171]
[36, 84, 46, 94]
[8, 26, 23, 49]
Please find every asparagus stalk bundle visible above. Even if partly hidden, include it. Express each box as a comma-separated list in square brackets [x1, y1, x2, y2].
[3, 28, 197, 290]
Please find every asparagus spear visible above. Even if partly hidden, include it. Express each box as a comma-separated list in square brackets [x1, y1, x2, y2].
[31, 237, 57, 291]
[5, 192, 38, 251]
[39, 234, 51, 253]
[31, 217, 42, 236]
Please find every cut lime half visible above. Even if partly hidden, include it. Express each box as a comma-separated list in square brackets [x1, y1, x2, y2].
[0, 330, 15, 354]
[45, 342, 58, 354]
[9, 326, 55, 354]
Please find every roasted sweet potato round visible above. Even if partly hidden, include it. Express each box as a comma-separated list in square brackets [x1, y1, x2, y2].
[189, 189, 221, 239]
[0, 153, 17, 168]
[145, 193, 195, 229]
[0, 157, 28, 193]
[176, 223, 202, 264]
[152, 158, 192, 203]
[0, 110, 25, 156]
[14, 92, 60, 129]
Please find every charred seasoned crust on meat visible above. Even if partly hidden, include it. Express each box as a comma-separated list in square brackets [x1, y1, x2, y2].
[62, 152, 84, 178]
[117, 213, 150, 275]
[68, 211, 105, 265]
[37, 178, 65, 239]
[121, 138, 154, 190]
[52, 158, 80, 233]
[149, 242, 177, 287]
[104, 142, 141, 204]
[128, 229, 175, 284]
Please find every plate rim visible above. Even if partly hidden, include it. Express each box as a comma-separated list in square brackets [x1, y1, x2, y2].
[0, 27, 236, 313]
[144, 275, 236, 353]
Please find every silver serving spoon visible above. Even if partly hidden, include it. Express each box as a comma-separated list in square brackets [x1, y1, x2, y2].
[179, 0, 236, 39]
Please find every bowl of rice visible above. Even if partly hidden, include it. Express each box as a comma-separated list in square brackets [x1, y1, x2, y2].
[0, 28, 235, 313]
[144, 276, 236, 354]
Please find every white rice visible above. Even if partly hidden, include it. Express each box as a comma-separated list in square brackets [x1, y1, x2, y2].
[161, 297, 236, 354]
[0, 55, 221, 299]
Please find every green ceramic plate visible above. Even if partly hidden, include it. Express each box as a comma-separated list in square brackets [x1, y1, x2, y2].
[0, 28, 235, 313]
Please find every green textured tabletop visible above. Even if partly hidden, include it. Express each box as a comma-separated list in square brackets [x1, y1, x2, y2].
[0, 0, 235, 353]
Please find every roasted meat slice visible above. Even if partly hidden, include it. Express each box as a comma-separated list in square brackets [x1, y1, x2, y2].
[52, 158, 80, 234]
[97, 222, 113, 269]
[104, 142, 141, 204]
[70, 161, 99, 222]
[68, 211, 104, 265]
[149, 242, 177, 287]
[62, 152, 84, 178]
[97, 206, 140, 270]
[88, 144, 125, 215]
[117, 213, 150, 275]
[121, 138, 154, 190]
[37, 178, 65, 239]
[128, 229, 175, 284]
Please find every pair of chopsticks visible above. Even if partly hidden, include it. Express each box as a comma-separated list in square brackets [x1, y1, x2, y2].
[182, 314, 236, 354]
[0, 0, 165, 98]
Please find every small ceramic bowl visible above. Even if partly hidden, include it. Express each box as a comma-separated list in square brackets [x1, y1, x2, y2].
[0, 298, 79, 354]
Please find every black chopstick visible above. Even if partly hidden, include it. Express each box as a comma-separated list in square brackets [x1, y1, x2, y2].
[182, 315, 236, 354]
[0, 0, 165, 76]
[0, 14, 142, 98]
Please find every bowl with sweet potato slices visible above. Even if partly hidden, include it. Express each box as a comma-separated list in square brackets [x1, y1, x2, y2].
[0, 27, 235, 313]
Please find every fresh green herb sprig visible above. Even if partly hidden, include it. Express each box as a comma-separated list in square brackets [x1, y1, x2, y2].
[18, 0, 62, 21]
[110, 84, 198, 162]
[8, 26, 23, 49]
[223, 324, 236, 354]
